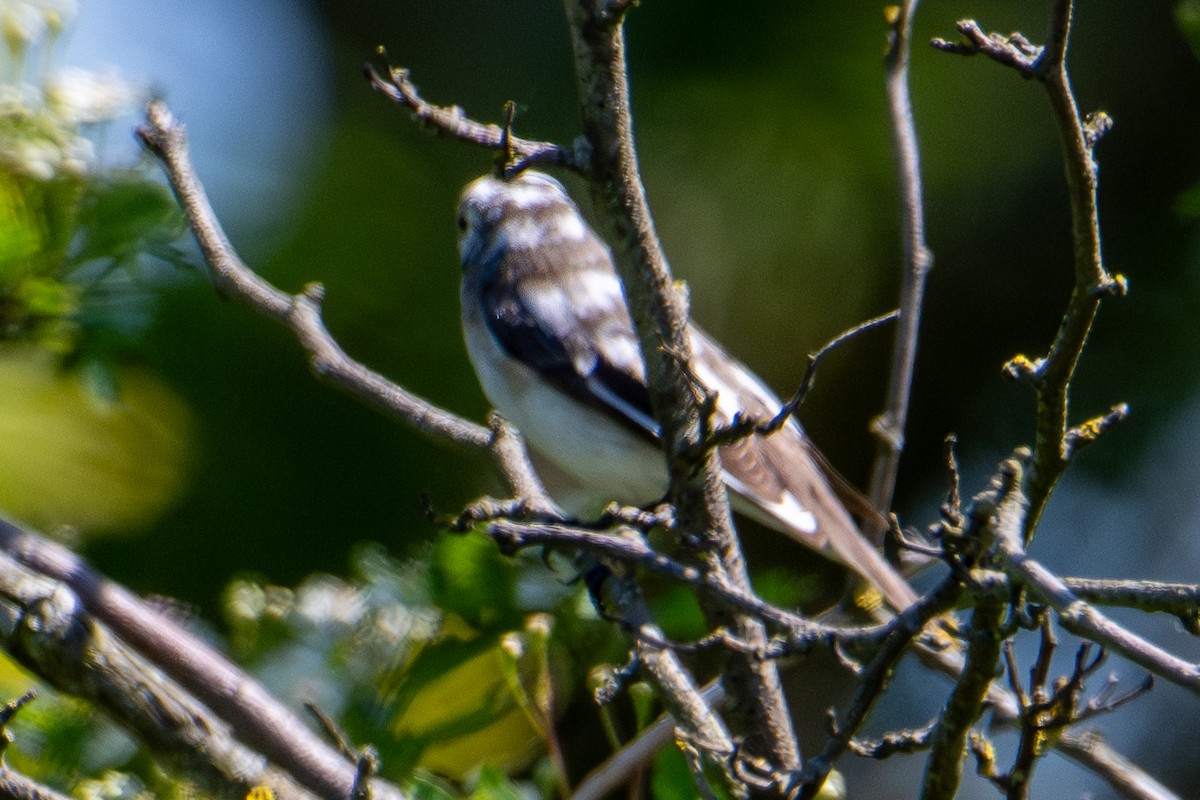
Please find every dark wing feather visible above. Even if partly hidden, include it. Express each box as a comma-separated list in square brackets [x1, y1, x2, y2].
[479, 276, 659, 440]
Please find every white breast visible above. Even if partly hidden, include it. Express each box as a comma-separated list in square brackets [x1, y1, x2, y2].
[461, 296, 668, 516]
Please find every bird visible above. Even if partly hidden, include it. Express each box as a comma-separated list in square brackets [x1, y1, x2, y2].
[456, 169, 919, 613]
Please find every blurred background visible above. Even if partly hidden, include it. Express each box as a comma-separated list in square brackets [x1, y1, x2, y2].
[3, 0, 1200, 796]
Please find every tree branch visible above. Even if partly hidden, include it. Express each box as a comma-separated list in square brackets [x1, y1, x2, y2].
[868, 0, 935, 516]
[0, 533, 322, 798]
[935, 1, 1127, 543]
[921, 458, 1026, 800]
[561, 0, 800, 777]
[365, 62, 589, 175]
[993, 506, 1200, 696]
[136, 101, 554, 513]
[1063, 578, 1200, 634]
[0, 517, 407, 800]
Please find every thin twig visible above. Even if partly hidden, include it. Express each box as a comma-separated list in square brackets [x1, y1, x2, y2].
[136, 101, 554, 512]
[795, 575, 967, 799]
[365, 60, 588, 175]
[921, 460, 1025, 800]
[868, 0, 936, 517]
[935, 2, 1127, 544]
[572, 683, 725, 800]
[577, 552, 738, 783]
[991, 487, 1200, 695]
[706, 309, 898, 447]
[136, 104, 487, 450]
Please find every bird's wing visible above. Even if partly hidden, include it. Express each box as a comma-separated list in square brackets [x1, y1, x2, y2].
[690, 327, 917, 610]
[481, 266, 917, 610]
[479, 263, 659, 440]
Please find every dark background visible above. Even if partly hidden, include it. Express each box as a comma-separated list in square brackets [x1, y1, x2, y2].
[58, 1, 1200, 796]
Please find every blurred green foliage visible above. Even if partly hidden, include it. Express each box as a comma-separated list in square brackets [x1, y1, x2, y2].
[0, 1, 194, 535]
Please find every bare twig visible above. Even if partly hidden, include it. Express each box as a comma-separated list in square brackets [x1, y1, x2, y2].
[490, 520, 785, 628]
[0, 692, 71, 800]
[1063, 578, 1200, 635]
[994, 510, 1200, 695]
[572, 683, 725, 800]
[796, 575, 967, 799]
[577, 552, 738, 784]
[935, 1, 1127, 544]
[365, 60, 588, 175]
[931, 20, 1043, 76]
[921, 460, 1026, 800]
[136, 101, 554, 514]
[562, 0, 799, 775]
[706, 309, 899, 447]
[868, 0, 936, 517]
[846, 719, 935, 759]
[1062, 402, 1129, 459]
[1055, 731, 1182, 800]
[136, 104, 486, 449]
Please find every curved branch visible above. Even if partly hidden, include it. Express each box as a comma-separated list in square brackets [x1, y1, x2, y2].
[995, 514, 1200, 695]
[136, 101, 553, 510]
[934, 2, 1127, 543]
[137, 102, 490, 452]
[365, 63, 588, 175]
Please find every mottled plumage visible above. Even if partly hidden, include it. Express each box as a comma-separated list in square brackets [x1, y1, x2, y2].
[457, 171, 917, 612]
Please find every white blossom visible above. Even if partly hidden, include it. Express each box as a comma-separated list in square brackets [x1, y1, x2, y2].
[46, 65, 142, 125]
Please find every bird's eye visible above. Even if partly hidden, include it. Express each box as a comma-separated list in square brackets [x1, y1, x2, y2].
[456, 213, 469, 232]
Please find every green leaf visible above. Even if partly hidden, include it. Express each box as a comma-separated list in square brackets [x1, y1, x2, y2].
[408, 773, 459, 800]
[71, 176, 184, 267]
[429, 533, 519, 630]
[17, 275, 79, 317]
[468, 766, 527, 800]
[0, 183, 42, 273]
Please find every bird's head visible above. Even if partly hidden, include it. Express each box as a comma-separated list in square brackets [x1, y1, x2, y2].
[455, 171, 590, 275]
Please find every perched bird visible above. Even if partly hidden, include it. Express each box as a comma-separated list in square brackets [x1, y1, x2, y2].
[456, 170, 918, 612]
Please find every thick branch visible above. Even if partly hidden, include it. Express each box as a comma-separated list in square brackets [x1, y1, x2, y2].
[1064, 578, 1200, 634]
[562, 0, 799, 774]
[0, 538, 318, 798]
[0, 768, 74, 800]
[0, 518, 407, 800]
[1055, 731, 1183, 800]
